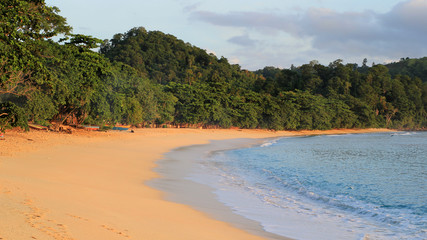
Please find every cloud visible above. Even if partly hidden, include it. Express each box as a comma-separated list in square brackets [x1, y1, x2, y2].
[382, 0, 427, 33]
[206, 49, 217, 56]
[228, 34, 257, 46]
[190, 10, 297, 35]
[228, 56, 240, 65]
[183, 2, 202, 13]
[189, 0, 427, 68]
[301, 0, 427, 55]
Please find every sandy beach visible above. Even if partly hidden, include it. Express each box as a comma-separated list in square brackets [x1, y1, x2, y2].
[0, 128, 393, 240]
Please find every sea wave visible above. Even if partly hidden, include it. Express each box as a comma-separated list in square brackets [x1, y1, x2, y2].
[198, 132, 427, 240]
[391, 132, 418, 136]
[260, 139, 278, 148]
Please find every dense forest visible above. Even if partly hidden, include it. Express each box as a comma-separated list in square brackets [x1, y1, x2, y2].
[1, 0, 426, 132]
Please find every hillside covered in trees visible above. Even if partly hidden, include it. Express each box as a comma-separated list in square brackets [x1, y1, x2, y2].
[386, 57, 427, 83]
[1, 0, 426, 132]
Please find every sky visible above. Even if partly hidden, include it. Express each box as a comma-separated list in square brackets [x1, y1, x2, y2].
[45, 0, 427, 70]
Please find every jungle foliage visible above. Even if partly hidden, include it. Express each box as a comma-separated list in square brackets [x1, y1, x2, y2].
[1, 0, 426, 131]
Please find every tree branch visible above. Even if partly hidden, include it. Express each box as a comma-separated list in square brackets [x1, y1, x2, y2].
[0, 60, 35, 98]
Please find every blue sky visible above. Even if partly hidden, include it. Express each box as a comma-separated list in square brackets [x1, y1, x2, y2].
[45, 0, 427, 70]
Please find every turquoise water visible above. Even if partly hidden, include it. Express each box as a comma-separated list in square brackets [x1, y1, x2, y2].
[193, 132, 427, 240]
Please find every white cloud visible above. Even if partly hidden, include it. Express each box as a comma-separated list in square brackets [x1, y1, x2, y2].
[229, 57, 241, 65]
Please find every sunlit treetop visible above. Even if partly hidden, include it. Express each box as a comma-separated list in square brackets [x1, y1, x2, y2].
[0, 0, 72, 44]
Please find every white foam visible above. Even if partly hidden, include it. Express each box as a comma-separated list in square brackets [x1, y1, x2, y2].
[164, 133, 427, 240]
[191, 140, 427, 240]
[391, 132, 417, 136]
[260, 139, 278, 148]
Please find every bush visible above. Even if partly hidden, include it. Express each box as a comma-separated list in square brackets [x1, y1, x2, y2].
[0, 102, 29, 132]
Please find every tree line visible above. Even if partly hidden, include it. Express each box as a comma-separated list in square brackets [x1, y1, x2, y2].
[1, 0, 426, 132]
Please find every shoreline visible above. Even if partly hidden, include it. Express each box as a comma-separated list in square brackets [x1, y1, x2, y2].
[149, 138, 291, 240]
[0, 128, 394, 239]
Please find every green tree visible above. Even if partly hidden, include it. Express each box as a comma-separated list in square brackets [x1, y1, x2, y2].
[0, 0, 71, 96]
[1, 0, 71, 129]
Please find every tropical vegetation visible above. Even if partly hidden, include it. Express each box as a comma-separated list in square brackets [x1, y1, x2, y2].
[1, 0, 426, 132]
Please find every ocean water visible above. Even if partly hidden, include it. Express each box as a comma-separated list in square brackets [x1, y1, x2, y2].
[190, 132, 427, 240]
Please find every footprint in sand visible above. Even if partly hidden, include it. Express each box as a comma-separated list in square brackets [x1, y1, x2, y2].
[66, 214, 89, 222]
[66, 214, 131, 238]
[22, 199, 74, 240]
[101, 224, 131, 238]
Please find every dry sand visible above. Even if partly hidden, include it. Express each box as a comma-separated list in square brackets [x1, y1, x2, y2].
[0, 128, 393, 240]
